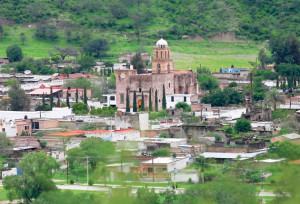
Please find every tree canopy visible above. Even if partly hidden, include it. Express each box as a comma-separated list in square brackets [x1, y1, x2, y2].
[201, 87, 244, 106]
[234, 119, 251, 133]
[6, 45, 23, 62]
[8, 82, 31, 111]
[3, 152, 60, 203]
[197, 74, 219, 92]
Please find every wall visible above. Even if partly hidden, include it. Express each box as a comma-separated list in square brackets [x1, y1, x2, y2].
[115, 112, 140, 130]
[167, 157, 189, 172]
[166, 94, 192, 109]
[171, 171, 199, 183]
[139, 113, 149, 131]
[111, 131, 140, 142]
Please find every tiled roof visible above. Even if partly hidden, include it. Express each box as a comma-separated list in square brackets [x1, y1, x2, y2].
[173, 70, 191, 74]
[27, 88, 61, 95]
[15, 121, 29, 125]
[56, 74, 98, 79]
[113, 129, 138, 134]
[46, 130, 111, 137]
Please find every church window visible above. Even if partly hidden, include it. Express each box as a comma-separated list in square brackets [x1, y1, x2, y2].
[161, 51, 162, 58]
[168, 51, 169, 58]
[165, 51, 167, 58]
[167, 64, 170, 73]
[184, 97, 186, 102]
[156, 51, 158, 58]
[120, 93, 124, 104]
[169, 83, 170, 88]
[139, 88, 142, 93]
[171, 96, 174, 102]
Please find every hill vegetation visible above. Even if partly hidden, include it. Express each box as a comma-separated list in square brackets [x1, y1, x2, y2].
[0, 0, 298, 40]
[0, 0, 299, 70]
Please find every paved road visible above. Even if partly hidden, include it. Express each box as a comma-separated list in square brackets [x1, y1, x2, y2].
[258, 191, 277, 197]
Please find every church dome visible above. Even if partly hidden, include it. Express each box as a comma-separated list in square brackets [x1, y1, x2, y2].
[156, 38, 168, 48]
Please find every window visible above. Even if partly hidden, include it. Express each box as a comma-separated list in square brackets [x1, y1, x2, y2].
[2, 128, 5, 132]
[156, 51, 158, 58]
[32, 122, 39, 130]
[168, 51, 169, 58]
[161, 51, 162, 58]
[148, 168, 154, 173]
[171, 96, 174, 102]
[184, 97, 187, 102]
[165, 51, 167, 58]
[25, 126, 29, 130]
[167, 64, 170, 73]
[139, 88, 142, 93]
[110, 96, 115, 101]
[120, 93, 124, 104]
[156, 168, 167, 172]
[169, 83, 170, 88]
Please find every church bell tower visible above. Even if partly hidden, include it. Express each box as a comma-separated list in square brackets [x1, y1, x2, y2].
[152, 38, 174, 74]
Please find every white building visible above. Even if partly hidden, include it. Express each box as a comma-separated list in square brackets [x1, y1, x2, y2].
[141, 157, 189, 173]
[111, 129, 140, 142]
[102, 94, 116, 107]
[166, 94, 195, 109]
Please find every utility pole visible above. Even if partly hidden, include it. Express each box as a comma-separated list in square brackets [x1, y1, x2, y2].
[67, 161, 69, 184]
[152, 155, 154, 182]
[250, 73, 253, 105]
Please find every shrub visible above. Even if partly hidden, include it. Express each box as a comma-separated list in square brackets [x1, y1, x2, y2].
[272, 109, 294, 119]
[221, 126, 234, 135]
[152, 148, 170, 156]
[234, 119, 251, 132]
[70, 179, 74, 185]
[215, 135, 222, 142]
[160, 133, 169, 138]
[175, 102, 191, 112]
[88, 179, 94, 186]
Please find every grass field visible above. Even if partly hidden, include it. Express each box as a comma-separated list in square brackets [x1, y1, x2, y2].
[0, 26, 262, 71]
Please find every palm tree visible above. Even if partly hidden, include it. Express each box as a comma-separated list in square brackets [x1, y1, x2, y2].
[265, 88, 285, 110]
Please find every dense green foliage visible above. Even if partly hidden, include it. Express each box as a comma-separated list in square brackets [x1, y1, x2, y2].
[175, 102, 191, 112]
[6, 45, 23, 62]
[8, 82, 30, 111]
[201, 87, 245, 106]
[67, 138, 115, 170]
[234, 119, 251, 133]
[268, 141, 300, 160]
[272, 109, 294, 119]
[3, 152, 60, 203]
[72, 102, 88, 115]
[197, 74, 219, 92]
[152, 148, 170, 157]
[0, 133, 12, 157]
[0, 0, 298, 40]
[90, 106, 117, 116]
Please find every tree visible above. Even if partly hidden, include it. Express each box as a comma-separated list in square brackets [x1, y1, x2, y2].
[57, 0, 67, 8]
[0, 133, 12, 157]
[67, 138, 115, 170]
[3, 152, 59, 203]
[35, 25, 58, 41]
[269, 33, 300, 65]
[0, 24, 3, 39]
[201, 87, 244, 106]
[42, 93, 46, 110]
[6, 45, 23, 62]
[131, 12, 147, 42]
[3, 79, 17, 87]
[265, 88, 285, 110]
[8, 82, 30, 111]
[162, 84, 166, 110]
[234, 119, 251, 133]
[258, 48, 268, 67]
[126, 89, 130, 112]
[148, 88, 152, 111]
[177, 17, 189, 30]
[133, 90, 137, 112]
[135, 188, 159, 204]
[75, 88, 79, 103]
[228, 81, 237, 87]
[155, 89, 158, 112]
[268, 141, 300, 160]
[65, 77, 91, 89]
[83, 38, 110, 58]
[50, 87, 54, 109]
[141, 92, 145, 111]
[83, 87, 88, 104]
[131, 53, 146, 74]
[152, 148, 170, 156]
[178, 175, 257, 204]
[108, 3, 128, 20]
[197, 74, 219, 92]
[72, 102, 88, 115]
[78, 55, 96, 71]
[20, 33, 26, 45]
[66, 90, 70, 108]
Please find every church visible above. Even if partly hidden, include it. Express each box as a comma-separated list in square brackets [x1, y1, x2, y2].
[115, 38, 200, 111]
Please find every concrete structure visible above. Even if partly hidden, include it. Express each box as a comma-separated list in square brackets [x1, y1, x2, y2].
[116, 39, 200, 111]
[115, 112, 149, 131]
[112, 129, 140, 142]
[113, 63, 133, 70]
[140, 157, 189, 178]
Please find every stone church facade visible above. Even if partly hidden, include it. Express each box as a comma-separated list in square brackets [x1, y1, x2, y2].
[116, 39, 200, 110]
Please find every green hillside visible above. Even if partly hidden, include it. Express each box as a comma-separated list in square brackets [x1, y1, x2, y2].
[0, 0, 297, 70]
